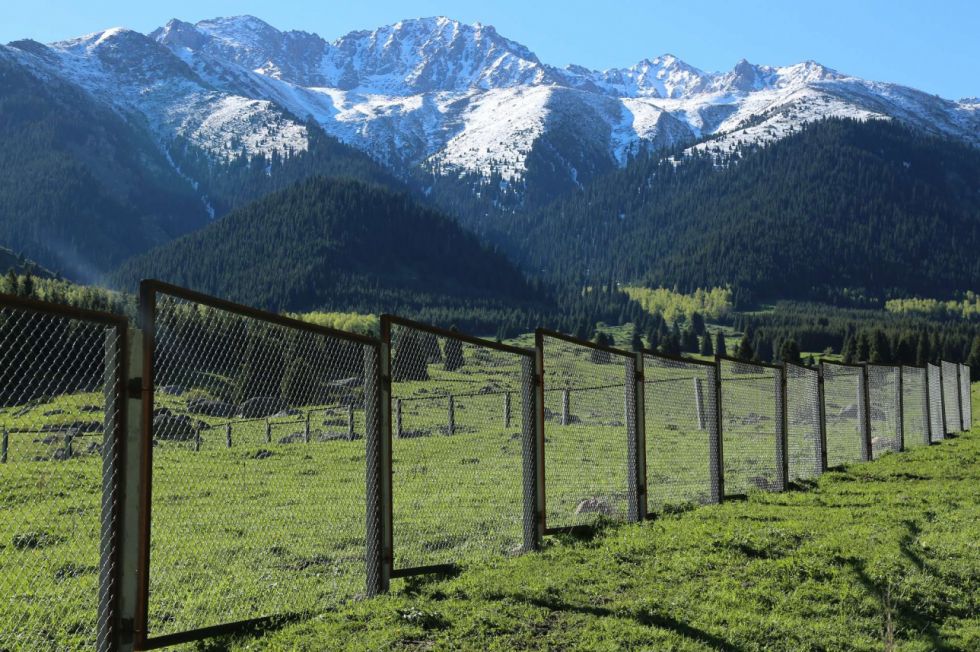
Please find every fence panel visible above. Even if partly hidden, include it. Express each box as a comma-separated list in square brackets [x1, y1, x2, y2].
[140, 282, 379, 646]
[867, 365, 902, 458]
[959, 363, 972, 431]
[901, 366, 930, 448]
[927, 363, 944, 442]
[784, 363, 822, 481]
[538, 331, 636, 530]
[941, 361, 962, 434]
[642, 353, 719, 512]
[820, 362, 866, 466]
[717, 358, 783, 495]
[384, 316, 535, 574]
[0, 295, 125, 652]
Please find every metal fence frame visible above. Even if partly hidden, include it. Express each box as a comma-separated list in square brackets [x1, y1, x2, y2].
[380, 314, 539, 580]
[783, 362, 823, 482]
[535, 329, 645, 532]
[3, 279, 978, 650]
[715, 355, 788, 496]
[819, 361, 870, 466]
[0, 293, 128, 652]
[135, 280, 382, 649]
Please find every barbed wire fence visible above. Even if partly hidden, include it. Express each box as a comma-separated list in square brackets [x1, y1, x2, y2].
[0, 285, 975, 650]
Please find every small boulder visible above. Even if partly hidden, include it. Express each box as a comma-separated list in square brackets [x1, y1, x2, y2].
[238, 397, 288, 418]
[574, 497, 615, 516]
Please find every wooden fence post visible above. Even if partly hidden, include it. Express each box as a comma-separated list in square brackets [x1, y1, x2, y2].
[225, 423, 232, 448]
[504, 391, 512, 429]
[447, 395, 455, 435]
[1, 428, 7, 463]
[348, 404, 355, 440]
[265, 418, 271, 444]
[693, 377, 707, 431]
[561, 389, 570, 426]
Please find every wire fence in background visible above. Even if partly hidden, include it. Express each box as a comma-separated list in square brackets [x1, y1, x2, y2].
[642, 353, 720, 511]
[140, 282, 379, 645]
[867, 365, 902, 458]
[959, 363, 973, 431]
[537, 331, 638, 530]
[784, 363, 822, 482]
[901, 366, 930, 448]
[384, 316, 535, 574]
[718, 357, 785, 496]
[0, 297, 125, 652]
[927, 363, 945, 442]
[821, 362, 867, 466]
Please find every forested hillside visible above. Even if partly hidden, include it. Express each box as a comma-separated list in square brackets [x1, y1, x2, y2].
[109, 177, 553, 330]
[501, 119, 980, 303]
[0, 52, 207, 280]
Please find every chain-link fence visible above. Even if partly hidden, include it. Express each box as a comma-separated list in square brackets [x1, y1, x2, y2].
[140, 282, 379, 645]
[784, 363, 822, 482]
[927, 363, 945, 442]
[867, 365, 902, 458]
[941, 361, 962, 434]
[959, 363, 972, 431]
[537, 331, 638, 529]
[383, 316, 535, 574]
[718, 357, 784, 495]
[642, 353, 719, 512]
[0, 295, 125, 652]
[901, 366, 930, 448]
[820, 362, 867, 466]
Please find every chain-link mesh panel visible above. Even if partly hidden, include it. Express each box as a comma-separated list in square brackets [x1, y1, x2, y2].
[821, 363, 865, 466]
[959, 363, 972, 431]
[387, 321, 532, 570]
[927, 363, 944, 442]
[539, 334, 634, 529]
[901, 366, 929, 448]
[146, 290, 375, 639]
[0, 300, 123, 652]
[941, 361, 962, 434]
[642, 355, 718, 512]
[718, 359, 781, 495]
[867, 366, 901, 458]
[784, 363, 821, 482]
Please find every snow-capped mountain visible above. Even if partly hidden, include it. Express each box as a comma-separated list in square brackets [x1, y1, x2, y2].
[3, 14, 979, 192]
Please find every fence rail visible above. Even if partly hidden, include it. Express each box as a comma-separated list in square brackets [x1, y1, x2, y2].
[0, 284, 974, 650]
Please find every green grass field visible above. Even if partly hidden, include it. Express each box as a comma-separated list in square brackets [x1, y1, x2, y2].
[219, 383, 979, 651]
[1, 328, 976, 651]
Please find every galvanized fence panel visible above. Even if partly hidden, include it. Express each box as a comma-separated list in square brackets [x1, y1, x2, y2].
[0, 295, 125, 652]
[867, 365, 902, 458]
[820, 362, 866, 466]
[959, 363, 972, 431]
[642, 353, 720, 512]
[941, 361, 962, 434]
[784, 363, 822, 482]
[383, 316, 535, 575]
[139, 281, 379, 646]
[901, 366, 930, 448]
[927, 363, 945, 442]
[538, 331, 637, 530]
[717, 357, 784, 495]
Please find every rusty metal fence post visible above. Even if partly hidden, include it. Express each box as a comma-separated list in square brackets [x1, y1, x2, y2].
[521, 356, 540, 552]
[625, 353, 647, 521]
[858, 365, 872, 462]
[711, 358, 725, 501]
[774, 365, 788, 491]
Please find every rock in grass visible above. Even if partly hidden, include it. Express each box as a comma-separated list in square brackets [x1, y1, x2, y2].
[278, 433, 306, 444]
[574, 498, 615, 516]
[250, 449, 274, 460]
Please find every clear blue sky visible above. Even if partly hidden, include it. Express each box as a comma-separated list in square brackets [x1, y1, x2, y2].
[3, 0, 977, 100]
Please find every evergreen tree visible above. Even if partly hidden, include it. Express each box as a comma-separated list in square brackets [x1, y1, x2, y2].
[682, 327, 699, 353]
[736, 334, 754, 361]
[700, 332, 714, 356]
[856, 331, 871, 362]
[690, 312, 706, 336]
[967, 335, 980, 381]
[779, 339, 802, 365]
[714, 332, 726, 359]
[916, 332, 931, 366]
[630, 326, 644, 352]
[869, 329, 891, 364]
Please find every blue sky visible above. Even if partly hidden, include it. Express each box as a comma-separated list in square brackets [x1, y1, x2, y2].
[3, 0, 977, 100]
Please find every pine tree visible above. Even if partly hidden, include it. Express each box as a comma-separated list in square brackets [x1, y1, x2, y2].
[736, 334, 754, 361]
[690, 312, 706, 336]
[700, 332, 714, 356]
[630, 326, 644, 352]
[682, 327, 699, 353]
[869, 329, 891, 364]
[856, 331, 871, 362]
[779, 339, 802, 365]
[916, 332, 931, 366]
[714, 332, 726, 358]
[967, 335, 980, 381]
[841, 335, 857, 363]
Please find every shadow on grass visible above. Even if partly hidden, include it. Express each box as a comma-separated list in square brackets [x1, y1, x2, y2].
[194, 612, 309, 651]
[490, 593, 743, 652]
